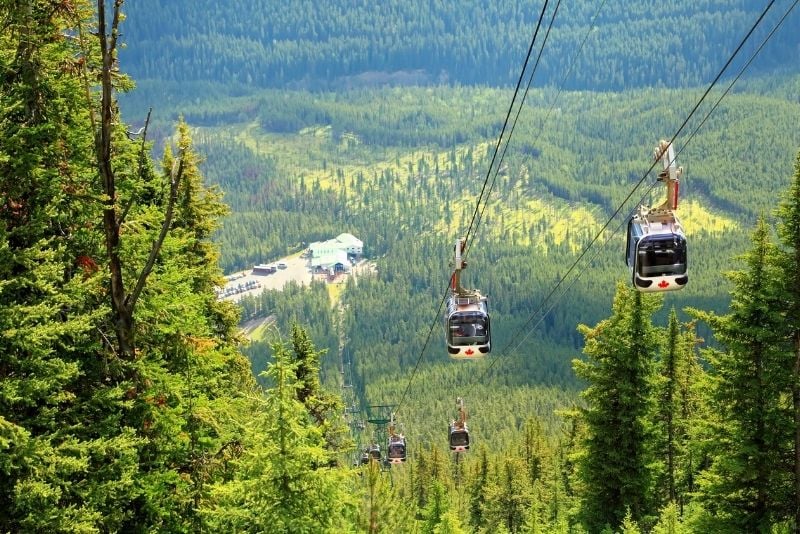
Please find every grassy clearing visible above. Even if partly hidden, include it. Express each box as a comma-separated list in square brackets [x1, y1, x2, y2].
[326, 282, 345, 307]
[678, 199, 738, 235]
[200, 90, 742, 257]
[245, 320, 274, 342]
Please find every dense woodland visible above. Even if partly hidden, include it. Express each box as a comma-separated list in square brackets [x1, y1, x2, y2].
[4, 1, 800, 532]
[118, 0, 800, 91]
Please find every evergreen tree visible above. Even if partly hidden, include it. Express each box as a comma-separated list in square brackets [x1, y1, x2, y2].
[434, 508, 467, 534]
[619, 509, 642, 534]
[690, 218, 792, 531]
[413, 445, 450, 511]
[203, 339, 356, 532]
[422, 480, 450, 534]
[657, 310, 681, 504]
[572, 283, 662, 531]
[776, 149, 800, 530]
[651, 502, 690, 534]
[522, 479, 552, 533]
[519, 418, 551, 489]
[0, 2, 141, 530]
[121, 122, 259, 531]
[290, 322, 351, 463]
[557, 408, 585, 530]
[652, 311, 705, 511]
[482, 456, 532, 533]
[359, 458, 413, 534]
[468, 446, 490, 529]
[1, 2, 259, 530]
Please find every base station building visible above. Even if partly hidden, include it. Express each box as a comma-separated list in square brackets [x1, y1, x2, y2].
[309, 233, 363, 274]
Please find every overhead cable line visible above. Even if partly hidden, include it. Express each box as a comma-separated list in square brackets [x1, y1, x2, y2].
[468, 0, 563, 261]
[394, 1, 554, 416]
[462, 0, 552, 255]
[398, 0, 789, 421]
[469, 0, 795, 388]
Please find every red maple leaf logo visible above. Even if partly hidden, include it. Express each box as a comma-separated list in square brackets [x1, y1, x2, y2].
[465, 348, 475, 356]
[658, 280, 669, 288]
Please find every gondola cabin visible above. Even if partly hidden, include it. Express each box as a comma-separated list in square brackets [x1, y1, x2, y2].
[387, 435, 407, 464]
[445, 294, 491, 359]
[449, 422, 470, 452]
[359, 452, 370, 465]
[626, 214, 687, 292]
[367, 444, 381, 461]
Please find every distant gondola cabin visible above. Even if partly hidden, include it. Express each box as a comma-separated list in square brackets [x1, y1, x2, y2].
[367, 444, 381, 461]
[449, 422, 470, 452]
[387, 435, 407, 464]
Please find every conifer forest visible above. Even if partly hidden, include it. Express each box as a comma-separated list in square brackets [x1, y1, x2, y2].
[3, 1, 800, 532]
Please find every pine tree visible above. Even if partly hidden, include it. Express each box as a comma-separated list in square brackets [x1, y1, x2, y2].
[776, 149, 800, 530]
[434, 508, 467, 534]
[0, 2, 141, 530]
[482, 456, 532, 532]
[620, 509, 642, 534]
[556, 408, 585, 530]
[572, 283, 662, 531]
[290, 322, 351, 463]
[690, 217, 792, 531]
[658, 310, 681, 503]
[468, 446, 490, 529]
[651, 502, 690, 534]
[676, 321, 706, 497]
[422, 480, 451, 534]
[359, 458, 413, 534]
[120, 122, 260, 531]
[2, 3, 259, 530]
[652, 310, 705, 511]
[520, 418, 551, 489]
[203, 340, 356, 532]
[414, 444, 451, 511]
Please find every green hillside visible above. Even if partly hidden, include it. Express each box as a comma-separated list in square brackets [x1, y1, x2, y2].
[187, 80, 800, 444]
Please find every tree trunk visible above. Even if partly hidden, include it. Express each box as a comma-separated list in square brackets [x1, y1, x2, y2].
[96, 0, 136, 360]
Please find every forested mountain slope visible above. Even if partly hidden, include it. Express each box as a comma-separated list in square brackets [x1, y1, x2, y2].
[119, 0, 800, 91]
[6, 1, 800, 531]
[155, 80, 800, 453]
[115, 0, 800, 467]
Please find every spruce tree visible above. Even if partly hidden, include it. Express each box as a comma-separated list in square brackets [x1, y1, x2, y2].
[652, 310, 705, 511]
[422, 480, 450, 534]
[652, 502, 690, 534]
[482, 456, 532, 532]
[776, 149, 800, 530]
[572, 283, 662, 531]
[290, 322, 350, 462]
[690, 218, 792, 531]
[2, 2, 258, 530]
[203, 339, 356, 532]
[468, 446, 490, 529]
[0, 2, 140, 530]
[360, 458, 412, 534]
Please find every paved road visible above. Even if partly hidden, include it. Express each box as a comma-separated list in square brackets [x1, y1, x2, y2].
[219, 254, 313, 303]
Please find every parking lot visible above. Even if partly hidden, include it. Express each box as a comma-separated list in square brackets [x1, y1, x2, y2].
[218, 254, 313, 303]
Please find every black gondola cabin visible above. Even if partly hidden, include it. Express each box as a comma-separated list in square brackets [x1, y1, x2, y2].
[449, 422, 470, 452]
[387, 435, 407, 464]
